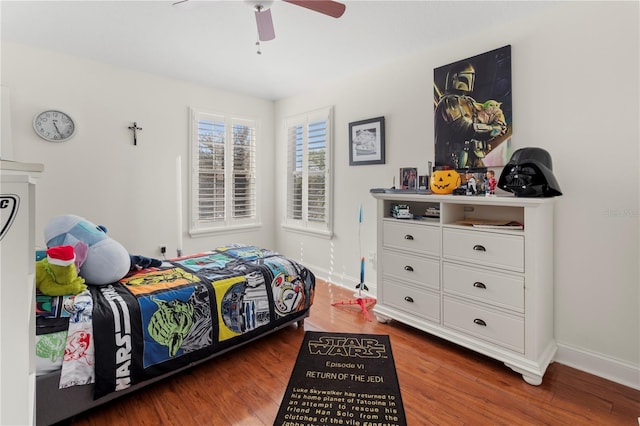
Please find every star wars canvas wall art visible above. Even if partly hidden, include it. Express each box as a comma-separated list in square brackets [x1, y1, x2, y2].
[434, 45, 512, 171]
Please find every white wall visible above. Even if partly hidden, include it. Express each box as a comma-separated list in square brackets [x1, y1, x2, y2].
[1, 42, 276, 257]
[275, 1, 639, 388]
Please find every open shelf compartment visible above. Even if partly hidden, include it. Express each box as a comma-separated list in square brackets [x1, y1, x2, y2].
[383, 199, 441, 223]
[441, 204, 524, 230]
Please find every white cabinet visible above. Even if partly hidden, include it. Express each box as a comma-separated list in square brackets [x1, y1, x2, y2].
[1, 161, 43, 425]
[372, 193, 555, 385]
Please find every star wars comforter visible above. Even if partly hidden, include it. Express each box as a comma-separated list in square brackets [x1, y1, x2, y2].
[39, 244, 315, 400]
[36, 293, 82, 378]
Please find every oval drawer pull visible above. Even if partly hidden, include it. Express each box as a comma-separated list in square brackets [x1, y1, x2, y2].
[473, 282, 486, 289]
[404, 265, 414, 272]
[473, 244, 486, 252]
[473, 318, 487, 326]
[404, 234, 414, 240]
[404, 296, 414, 303]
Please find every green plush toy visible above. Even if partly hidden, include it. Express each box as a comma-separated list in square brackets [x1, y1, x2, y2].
[36, 245, 87, 296]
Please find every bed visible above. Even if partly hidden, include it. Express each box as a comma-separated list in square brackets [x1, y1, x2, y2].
[34, 244, 315, 426]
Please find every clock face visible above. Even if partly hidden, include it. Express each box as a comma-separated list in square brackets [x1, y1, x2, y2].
[33, 110, 76, 142]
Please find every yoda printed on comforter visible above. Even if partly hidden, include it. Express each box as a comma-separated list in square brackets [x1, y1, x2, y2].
[91, 244, 315, 399]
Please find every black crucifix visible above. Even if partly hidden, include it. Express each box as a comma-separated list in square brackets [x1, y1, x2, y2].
[128, 122, 143, 145]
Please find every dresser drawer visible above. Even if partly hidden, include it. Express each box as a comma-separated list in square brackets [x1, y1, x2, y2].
[443, 297, 524, 353]
[442, 228, 523, 272]
[383, 220, 440, 256]
[382, 280, 440, 323]
[443, 262, 524, 312]
[382, 251, 439, 290]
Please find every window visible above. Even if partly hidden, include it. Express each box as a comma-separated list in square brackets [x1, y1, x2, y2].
[284, 107, 333, 237]
[190, 108, 258, 234]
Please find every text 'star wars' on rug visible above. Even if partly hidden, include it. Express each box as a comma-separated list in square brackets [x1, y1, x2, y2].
[274, 331, 406, 426]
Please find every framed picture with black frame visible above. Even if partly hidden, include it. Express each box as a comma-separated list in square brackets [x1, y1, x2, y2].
[349, 116, 385, 165]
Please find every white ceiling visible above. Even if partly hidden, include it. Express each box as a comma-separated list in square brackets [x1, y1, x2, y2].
[1, 0, 556, 100]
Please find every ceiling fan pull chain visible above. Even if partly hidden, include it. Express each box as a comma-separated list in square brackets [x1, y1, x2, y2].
[255, 40, 262, 55]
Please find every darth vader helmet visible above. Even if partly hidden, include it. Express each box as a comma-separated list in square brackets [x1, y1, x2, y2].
[498, 148, 562, 197]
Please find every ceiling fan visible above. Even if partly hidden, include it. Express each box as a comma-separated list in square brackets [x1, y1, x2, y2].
[173, 0, 346, 42]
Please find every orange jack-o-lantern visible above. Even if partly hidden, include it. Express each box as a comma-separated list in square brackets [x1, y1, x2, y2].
[430, 170, 461, 194]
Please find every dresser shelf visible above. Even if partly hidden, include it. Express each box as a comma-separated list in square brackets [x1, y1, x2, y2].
[372, 193, 556, 385]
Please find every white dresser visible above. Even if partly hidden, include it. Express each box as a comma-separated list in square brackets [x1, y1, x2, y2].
[372, 193, 555, 385]
[1, 160, 43, 425]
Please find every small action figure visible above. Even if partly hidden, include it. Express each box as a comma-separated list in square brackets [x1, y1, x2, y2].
[465, 173, 477, 195]
[486, 170, 497, 195]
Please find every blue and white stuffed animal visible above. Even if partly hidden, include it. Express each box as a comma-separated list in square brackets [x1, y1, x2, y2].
[44, 215, 132, 286]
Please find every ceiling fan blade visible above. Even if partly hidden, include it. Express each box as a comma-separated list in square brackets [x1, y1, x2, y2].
[172, 0, 189, 5]
[255, 8, 275, 41]
[283, 0, 346, 18]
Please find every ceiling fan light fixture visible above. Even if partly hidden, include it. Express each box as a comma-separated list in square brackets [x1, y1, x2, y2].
[175, 0, 345, 47]
[246, 0, 274, 11]
[255, 6, 275, 41]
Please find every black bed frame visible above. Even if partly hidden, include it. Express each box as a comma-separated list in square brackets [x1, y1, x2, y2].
[36, 313, 308, 426]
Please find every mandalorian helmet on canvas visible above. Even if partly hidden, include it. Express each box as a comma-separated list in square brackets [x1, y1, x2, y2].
[445, 61, 476, 93]
[498, 148, 562, 197]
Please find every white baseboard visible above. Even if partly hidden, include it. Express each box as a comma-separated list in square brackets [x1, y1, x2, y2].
[307, 265, 639, 391]
[311, 267, 377, 297]
[554, 342, 640, 390]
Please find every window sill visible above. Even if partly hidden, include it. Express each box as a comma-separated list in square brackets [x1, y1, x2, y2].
[189, 223, 262, 238]
[281, 224, 333, 240]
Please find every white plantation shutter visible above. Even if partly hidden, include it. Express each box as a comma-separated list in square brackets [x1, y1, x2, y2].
[231, 121, 257, 219]
[287, 123, 304, 221]
[191, 108, 258, 233]
[284, 107, 333, 236]
[307, 119, 328, 223]
[196, 115, 225, 223]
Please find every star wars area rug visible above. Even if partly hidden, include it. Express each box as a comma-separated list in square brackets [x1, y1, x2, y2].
[274, 331, 406, 426]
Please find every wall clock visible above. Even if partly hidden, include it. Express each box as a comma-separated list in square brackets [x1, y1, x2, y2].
[33, 110, 76, 142]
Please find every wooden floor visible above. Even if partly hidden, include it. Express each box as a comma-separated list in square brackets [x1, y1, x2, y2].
[69, 279, 639, 426]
